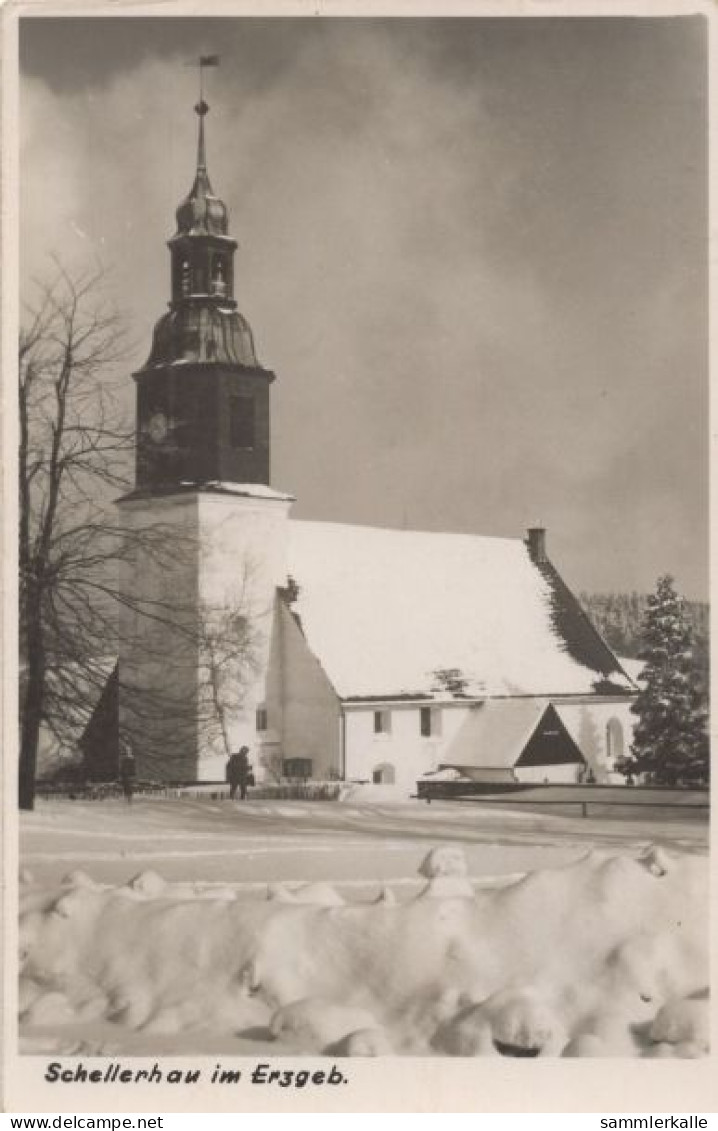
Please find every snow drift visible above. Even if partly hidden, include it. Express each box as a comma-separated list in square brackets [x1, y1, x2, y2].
[19, 844, 708, 1057]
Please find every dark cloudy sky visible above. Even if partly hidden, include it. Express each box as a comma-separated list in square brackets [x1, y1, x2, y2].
[19, 16, 708, 598]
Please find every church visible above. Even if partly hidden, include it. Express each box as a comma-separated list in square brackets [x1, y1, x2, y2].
[83, 94, 637, 795]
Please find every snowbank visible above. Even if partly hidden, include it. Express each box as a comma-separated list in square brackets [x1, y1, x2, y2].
[339, 782, 416, 804]
[19, 844, 708, 1057]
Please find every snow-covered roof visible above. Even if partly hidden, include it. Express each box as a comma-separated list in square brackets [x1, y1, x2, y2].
[196, 482, 295, 502]
[118, 481, 295, 505]
[439, 699, 547, 770]
[285, 520, 633, 700]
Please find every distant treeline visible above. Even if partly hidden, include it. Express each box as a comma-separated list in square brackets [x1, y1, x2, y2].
[580, 590, 709, 699]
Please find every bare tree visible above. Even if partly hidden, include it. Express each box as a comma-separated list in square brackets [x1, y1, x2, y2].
[112, 513, 268, 782]
[19, 262, 266, 806]
[259, 749, 285, 784]
[19, 263, 132, 808]
[115, 590, 264, 785]
[198, 609, 262, 757]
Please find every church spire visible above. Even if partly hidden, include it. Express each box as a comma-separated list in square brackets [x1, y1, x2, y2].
[133, 60, 276, 494]
[175, 95, 228, 239]
[195, 55, 218, 174]
[139, 62, 264, 375]
[195, 97, 209, 172]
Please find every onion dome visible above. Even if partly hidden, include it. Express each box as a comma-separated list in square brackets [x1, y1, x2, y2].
[175, 100, 229, 237]
[144, 88, 261, 369]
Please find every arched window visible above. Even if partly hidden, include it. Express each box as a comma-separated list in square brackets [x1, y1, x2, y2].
[606, 718, 624, 761]
[181, 261, 191, 296]
[211, 259, 227, 297]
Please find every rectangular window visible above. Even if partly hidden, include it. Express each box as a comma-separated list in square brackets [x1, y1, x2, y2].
[420, 706, 442, 737]
[256, 707, 268, 732]
[283, 758, 312, 780]
[229, 394, 256, 449]
[373, 710, 391, 734]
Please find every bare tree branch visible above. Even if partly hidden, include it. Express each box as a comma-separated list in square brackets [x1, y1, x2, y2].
[19, 261, 263, 805]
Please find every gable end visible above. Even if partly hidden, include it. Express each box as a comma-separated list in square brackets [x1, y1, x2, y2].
[516, 703, 586, 767]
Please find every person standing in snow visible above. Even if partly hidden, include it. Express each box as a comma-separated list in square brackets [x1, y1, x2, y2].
[225, 753, 237, 799]
[119, 742, 137, 804]
[227, 746, 253, 800]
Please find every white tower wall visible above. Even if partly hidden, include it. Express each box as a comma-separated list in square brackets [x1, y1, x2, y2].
[117, 486, 292, 782]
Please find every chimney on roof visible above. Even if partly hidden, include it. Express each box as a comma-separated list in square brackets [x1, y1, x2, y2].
[526, 527, 548, 564]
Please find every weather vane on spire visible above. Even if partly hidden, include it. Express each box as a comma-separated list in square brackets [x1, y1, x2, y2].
[194, 54, 220, 115]
[188, 55, 220, 172]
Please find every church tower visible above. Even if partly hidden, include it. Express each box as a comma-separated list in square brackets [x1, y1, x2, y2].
[135, 96, 273, 490]
[117, 89, 292, 782]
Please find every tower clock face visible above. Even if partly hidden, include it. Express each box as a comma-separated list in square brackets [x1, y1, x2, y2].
[147, 412, 169, 444]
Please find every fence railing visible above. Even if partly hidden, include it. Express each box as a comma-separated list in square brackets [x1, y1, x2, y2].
[415, 779, 709, 818]
[34, 779, 343, 802]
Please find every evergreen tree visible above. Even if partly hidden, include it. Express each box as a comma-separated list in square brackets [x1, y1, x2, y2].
[617, 576, 709, 786]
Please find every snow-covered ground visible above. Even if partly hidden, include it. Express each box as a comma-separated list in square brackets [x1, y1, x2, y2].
[19, 796, 708, 1058]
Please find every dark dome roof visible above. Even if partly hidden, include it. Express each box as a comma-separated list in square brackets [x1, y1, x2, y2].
[175, 168, 229, 237]
[144, 305, 258, 368]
